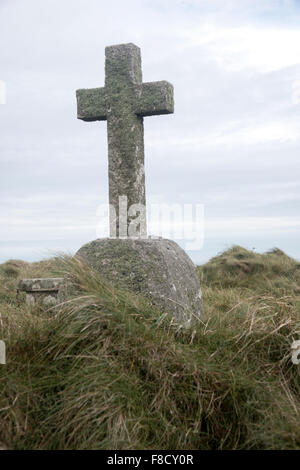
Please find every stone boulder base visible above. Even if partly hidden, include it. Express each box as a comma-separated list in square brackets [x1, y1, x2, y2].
[76, 238, 203, 326]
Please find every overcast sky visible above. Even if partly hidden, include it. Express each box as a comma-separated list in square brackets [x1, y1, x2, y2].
[1, 0, 300, 264]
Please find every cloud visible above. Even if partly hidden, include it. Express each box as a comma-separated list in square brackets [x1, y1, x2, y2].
[0, 0, 300, 263]
[148, 119, 300, 150]
[183, 24, 300, 73]
[205, 216, 300, 235]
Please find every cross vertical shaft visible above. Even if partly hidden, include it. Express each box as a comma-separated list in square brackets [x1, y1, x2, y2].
[105, 44, 146, 238]
[76, 43, 174, 238]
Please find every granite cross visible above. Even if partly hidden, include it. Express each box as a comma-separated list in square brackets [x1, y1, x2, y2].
[76, 43, 174, 237]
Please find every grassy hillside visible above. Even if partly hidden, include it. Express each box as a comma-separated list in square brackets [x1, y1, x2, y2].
[0, 246, 299, 450]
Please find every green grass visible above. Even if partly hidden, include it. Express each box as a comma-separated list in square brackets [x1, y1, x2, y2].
[0, 246, 299, 449]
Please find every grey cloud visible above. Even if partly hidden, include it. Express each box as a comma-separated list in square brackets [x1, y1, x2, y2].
[1, 0, 300, 263]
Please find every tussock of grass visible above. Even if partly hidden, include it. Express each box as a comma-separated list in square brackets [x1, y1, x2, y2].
[0, 246, 299, 449]
[198, 245, 300, 291]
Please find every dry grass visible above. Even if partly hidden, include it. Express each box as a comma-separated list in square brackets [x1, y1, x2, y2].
[0, 246, 299, 449]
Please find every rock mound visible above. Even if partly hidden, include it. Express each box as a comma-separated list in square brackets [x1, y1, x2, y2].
[76, 237, 202, 326]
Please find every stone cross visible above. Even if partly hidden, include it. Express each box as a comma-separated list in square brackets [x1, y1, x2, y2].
[76, 43, 174, 237]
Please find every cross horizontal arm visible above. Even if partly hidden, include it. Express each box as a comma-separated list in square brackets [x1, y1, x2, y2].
[136, 81, 174, 117]
[76, 87, 107, 121]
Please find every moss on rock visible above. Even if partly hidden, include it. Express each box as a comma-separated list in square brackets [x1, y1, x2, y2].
[76, 237, 203, 326]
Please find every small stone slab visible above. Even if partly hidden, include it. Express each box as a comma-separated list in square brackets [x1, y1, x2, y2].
[18, 278, 65, 306]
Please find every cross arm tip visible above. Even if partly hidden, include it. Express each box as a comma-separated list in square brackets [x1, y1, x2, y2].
[136, 80, 174, 117]
[76, 87, 107, 121]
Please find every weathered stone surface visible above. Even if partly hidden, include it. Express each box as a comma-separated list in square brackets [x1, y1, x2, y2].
[18, 278, 65, 306]
[76, 238, 202, 326]
[76, 43, 174, 237]
[75, 43, 203, 325]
